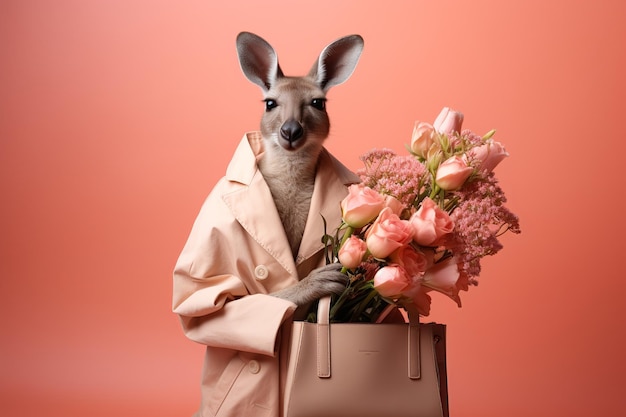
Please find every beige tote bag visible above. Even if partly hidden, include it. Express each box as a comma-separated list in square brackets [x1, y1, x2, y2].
[283, 296, 449, 417]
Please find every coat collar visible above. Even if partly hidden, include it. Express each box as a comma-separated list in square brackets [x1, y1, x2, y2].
[223, 132, 360, 277]
[225, 131, 265, 185]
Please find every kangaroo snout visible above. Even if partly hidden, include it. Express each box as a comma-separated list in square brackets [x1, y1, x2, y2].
[280, 119, 304, 148]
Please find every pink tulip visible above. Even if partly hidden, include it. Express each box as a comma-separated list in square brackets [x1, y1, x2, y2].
[373, 265, 411, 298]
[410, 121, 436, 158]
[338, 235, 368, 269]
[409, 197, 454, 247]
[469, 139, 509, 173]
[340, 184, 386, 228]
[365, 207, 414, 259]
[433, 107, 464, 135]
[408, 289, 432, 316]
[421, 257, 461, 307]
[455, 269, 470, 292]
[435, 155, 473, 190]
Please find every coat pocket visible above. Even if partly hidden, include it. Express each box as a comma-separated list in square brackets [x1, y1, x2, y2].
[207, 354, 246, 416]
[205, 352, 276, 417]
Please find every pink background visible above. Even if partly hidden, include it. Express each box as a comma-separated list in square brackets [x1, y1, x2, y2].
[1, 0, 625, 416]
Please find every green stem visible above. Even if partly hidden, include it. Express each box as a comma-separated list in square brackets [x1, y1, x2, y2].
[429, 183, 441, 200]
[349, 288, 379, 322]
[338, 225, 354, 249]
[482, 129, 496, 140]
[329, 288, 349, 321]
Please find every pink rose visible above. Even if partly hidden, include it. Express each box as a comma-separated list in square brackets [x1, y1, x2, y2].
[435, 155, 473, 190]
[410, 121, 436, 158]
[383, 195, 405, 217]
[389, 245, 427, 279]
[373, 265, 411, 298]
[338, 235, 368, 269]
[365, 207, 414, 259]
[409, 197, 454, 246]
[421, 257, 461, 307]
[433, 107, 464, 135]
[340, 184, 386, 228]
[468, 139, 509, 173]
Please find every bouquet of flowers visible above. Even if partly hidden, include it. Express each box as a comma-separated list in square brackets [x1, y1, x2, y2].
[318, 107, 521, 323]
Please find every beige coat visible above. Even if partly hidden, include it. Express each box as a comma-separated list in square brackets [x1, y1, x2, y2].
[173, 132, 360, 417]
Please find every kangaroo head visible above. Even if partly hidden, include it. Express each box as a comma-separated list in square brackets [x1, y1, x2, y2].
[236, 32, 363, 158]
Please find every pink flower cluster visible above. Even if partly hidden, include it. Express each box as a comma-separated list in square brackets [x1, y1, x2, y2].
[337, 185, 459, 316]
[358, 149, 426, 209]
[327, 107, 520, 321]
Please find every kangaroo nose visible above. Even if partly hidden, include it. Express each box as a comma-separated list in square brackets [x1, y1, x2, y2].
[280, 120, 304, 143]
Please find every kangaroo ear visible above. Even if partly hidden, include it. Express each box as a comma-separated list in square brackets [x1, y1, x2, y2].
[309, 34, 364, 92]
[236, 32, 284, 91]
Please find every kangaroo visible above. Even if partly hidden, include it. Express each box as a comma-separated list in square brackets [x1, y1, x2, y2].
[235, 32, 364, 306]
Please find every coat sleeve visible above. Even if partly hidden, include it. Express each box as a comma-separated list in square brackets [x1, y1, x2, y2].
[172, 183, 297, 357]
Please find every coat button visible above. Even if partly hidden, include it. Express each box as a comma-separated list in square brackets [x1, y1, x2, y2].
[248, 360, 261, 374]
[254, 265, 269, 280]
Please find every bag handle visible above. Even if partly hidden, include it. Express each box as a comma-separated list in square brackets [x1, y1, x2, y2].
[316, 296, 421, 380]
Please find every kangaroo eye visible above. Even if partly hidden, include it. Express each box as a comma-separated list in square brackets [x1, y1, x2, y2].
[311, 98, 326, 111]
[265, 99, 278, 111]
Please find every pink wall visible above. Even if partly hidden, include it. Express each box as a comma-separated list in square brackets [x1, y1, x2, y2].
[1, 0, 625, 416]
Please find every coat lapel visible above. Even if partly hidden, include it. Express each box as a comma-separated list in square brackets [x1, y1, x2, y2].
[222, 133, 298, 277]
[297, 149, 361, 264]
[222, 132, 361, 277]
